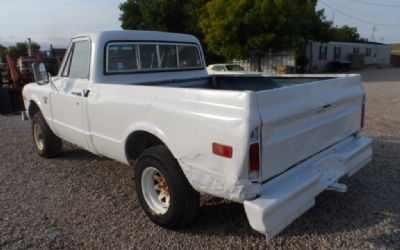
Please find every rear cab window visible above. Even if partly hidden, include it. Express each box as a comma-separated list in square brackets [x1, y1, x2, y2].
[105, 41, 203, 74]
[178, 45, 201, 68]
[139, 44, 158, 69]
[107, 43, 138, 72]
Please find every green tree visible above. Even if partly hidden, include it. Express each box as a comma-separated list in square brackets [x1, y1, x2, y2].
[200, 0, 321, 62]
[119, 0, 197, 33]
[119, 0, 225, 63]
[7, 42, 40, 58]
[0, 44, 7, 62]
[330, 25, 365, 42]
[118, 0, 364, 66]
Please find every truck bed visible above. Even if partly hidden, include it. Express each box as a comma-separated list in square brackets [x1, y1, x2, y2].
[144, 75, 334, 91]
[206, 75, 334, 91]
[148, 73, 364, 182]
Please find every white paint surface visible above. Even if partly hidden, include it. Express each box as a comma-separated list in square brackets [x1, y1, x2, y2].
[23, 31, 372, 241]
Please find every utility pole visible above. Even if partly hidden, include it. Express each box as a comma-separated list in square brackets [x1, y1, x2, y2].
[371, 26, 376, 42]
[27, 38, 32, 56]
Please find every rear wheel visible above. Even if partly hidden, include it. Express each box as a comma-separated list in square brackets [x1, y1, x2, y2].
[31, 112, 62, 158]
[135, 145, 199, 228]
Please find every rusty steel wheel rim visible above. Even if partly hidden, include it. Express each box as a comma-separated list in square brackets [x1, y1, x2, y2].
[33, 123, 44, 151]
[141, 167, 170, 215]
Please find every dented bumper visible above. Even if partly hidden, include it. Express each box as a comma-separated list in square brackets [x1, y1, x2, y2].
[243, 136, 372, 240]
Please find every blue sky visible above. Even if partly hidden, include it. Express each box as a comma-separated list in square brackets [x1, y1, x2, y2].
[0, 0, 399, 50]
[0, 0, 123, 48]
[316, 0, 400, 44]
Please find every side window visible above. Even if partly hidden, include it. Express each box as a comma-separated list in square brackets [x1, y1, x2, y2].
[178, 45, 202, 68]
[68, 40, 90, 79]
[365, 48, 372, 57]
[334, 46, 341, 60]
[139, 44, 159, 69]
[319, 45, 327, 60]
[159, 45, 178, 68]
[107, 43, 138, 72]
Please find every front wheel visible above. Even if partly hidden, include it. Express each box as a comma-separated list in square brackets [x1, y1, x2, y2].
[135, 145, 199, 228]
[31, 112, 62, 158]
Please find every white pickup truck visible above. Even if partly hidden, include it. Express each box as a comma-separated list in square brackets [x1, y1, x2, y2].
[22, 31, 372, 240]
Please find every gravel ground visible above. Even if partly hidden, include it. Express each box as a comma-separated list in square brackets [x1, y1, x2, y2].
[1, 68, 399, 249]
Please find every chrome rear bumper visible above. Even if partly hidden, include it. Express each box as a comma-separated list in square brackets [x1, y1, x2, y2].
[244, 136, 372, 240]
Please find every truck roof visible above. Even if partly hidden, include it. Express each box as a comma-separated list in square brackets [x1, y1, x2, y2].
[73, 30, 200, 45]
[67, 30, 206, 83]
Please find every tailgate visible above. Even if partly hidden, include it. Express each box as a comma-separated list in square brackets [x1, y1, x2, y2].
[256, 75, 364, 182]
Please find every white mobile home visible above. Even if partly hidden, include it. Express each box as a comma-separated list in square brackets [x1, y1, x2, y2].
[307, 41, 391, 72]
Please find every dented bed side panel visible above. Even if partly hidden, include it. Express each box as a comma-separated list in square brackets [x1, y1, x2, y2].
[85, 83, 262, 201]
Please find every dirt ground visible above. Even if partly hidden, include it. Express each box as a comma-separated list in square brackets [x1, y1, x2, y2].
[362, 67, 400, 137]
[0, 67, 399, 249]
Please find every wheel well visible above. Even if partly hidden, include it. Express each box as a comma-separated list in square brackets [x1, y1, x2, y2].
[28, 101, 40, 118]
[125, 131, 165, 164]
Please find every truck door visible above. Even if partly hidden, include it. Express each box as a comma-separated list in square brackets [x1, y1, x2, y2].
[50, 38, 91, 149]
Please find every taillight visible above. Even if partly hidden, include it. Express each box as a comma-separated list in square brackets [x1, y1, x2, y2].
[249, 143, 260, 172]
[212, 143, 233, 158]
[361, 95, 366, 128]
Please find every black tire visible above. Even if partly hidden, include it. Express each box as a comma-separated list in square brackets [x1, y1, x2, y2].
[31, 112, 62, 158]
[135, 145, 199, 229]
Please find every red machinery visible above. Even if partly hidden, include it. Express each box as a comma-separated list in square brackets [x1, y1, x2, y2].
[0, 53, 59, 114]
[7, 55, 35, 88]
[0, 55, 37, 114]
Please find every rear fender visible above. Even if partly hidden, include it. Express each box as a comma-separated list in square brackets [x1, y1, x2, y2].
[123, 122, 179, 163]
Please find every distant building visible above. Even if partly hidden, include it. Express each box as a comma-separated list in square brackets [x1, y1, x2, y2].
[306, 41, 391, 72]
[231, 41, 392, 74]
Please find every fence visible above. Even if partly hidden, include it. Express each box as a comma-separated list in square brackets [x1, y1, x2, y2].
[231, 51, 296, 74]
[391, 54, 400, 67]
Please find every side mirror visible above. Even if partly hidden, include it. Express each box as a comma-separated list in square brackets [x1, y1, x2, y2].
[32, 62, 49, 85]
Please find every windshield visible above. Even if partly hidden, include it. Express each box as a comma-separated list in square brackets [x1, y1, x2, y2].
[226, 64, 244, 71]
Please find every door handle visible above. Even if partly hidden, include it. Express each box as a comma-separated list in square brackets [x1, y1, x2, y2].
[71, 91, 82, 96]
[83, 89, 90, 97]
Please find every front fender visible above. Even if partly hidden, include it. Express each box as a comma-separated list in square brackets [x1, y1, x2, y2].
[27, 96, 43, 118]
[24, 83, 56, 133]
